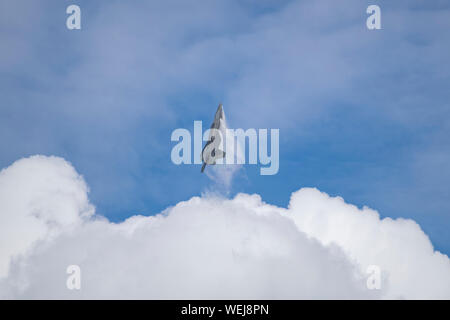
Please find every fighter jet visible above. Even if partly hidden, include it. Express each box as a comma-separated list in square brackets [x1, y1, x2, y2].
[201, 103, 226, 172]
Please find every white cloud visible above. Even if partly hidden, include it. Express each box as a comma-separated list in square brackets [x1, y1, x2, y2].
[287, 189, 450, 299]
[0, 156, 448, 299]
[0, 155, 94, 278]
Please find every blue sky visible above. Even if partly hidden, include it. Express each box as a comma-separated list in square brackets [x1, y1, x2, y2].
[1, 0, 449, 254]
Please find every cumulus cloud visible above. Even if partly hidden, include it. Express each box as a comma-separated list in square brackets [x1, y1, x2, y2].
[0, 156, 448, 299]
[0, 155, 94, 278]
